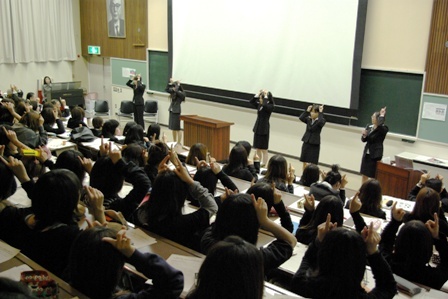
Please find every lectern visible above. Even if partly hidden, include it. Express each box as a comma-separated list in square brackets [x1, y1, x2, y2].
[376, 162, 421, 199]
[180, 115, 234, 161]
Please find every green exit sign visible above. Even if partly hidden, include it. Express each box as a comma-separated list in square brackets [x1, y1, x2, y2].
[87, 45, 101, 55]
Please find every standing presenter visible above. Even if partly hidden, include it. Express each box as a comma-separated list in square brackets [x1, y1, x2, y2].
[250, 89, 275, 167]
[299, 104, 326, 171]
[166, 78, 186, 144]
[360, 107, 388, 183]
[126, 74, 146, 129]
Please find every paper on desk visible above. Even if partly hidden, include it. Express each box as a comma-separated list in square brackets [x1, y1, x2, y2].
[0, 264, 32, 280]
[166, 254, 204, 296]
[125, 228, 157, 248]
[0, 241, 20, 263]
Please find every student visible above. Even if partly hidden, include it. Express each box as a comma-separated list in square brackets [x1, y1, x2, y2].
[295, 195, 344, 245]
[408, 173, 448, 212]
[41, 107, 65, 134]
[347, 179, 386, 219]
[101, 119, 121, 142]
[360, 107, 388, 183]
[166, 78, 186, 144]
[146, 123, 160, 142]
[403, 187, 448, 236]
[123, 123, 146, 147]
[250, 89, 275, 166]
[0, 125, 30, 158]
[235, 140, 260, 175]
[126, 74, 146, 129]
[12, 111, 48, 148]
[201, 193, 296, 274]
[90, 148, 150, 221]
[380, 201, 448, 290]
[185, 143, 208, 166]
[291, 218, 396, 298]
[51, 98, 70, 118]
[187, 236, 263, 299]
[258, 154, 295, 194]
[67, 106, 88, 129]
[246, 181, 294, 232]
[68, 227, 184, 299]
[137, 153, 218, 251]
[91, 116, 104, 137]
[144, 140, 169, 184]
[0, 167, 106, 277]
[299, 104, 326, 170]
[222, 145, 258, 182]
[297, 163, 320, 187]
[309, 164, 347, 204]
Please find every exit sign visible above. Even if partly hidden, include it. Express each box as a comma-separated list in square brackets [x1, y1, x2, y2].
[88, 45, 101, 55]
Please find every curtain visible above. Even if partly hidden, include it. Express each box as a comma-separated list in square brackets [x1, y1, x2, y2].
[0, 0, 14, 63]
[1, 0, 76, 63]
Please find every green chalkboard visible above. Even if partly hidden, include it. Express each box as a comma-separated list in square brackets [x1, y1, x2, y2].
[351, 70, 424, 136]
[147, 50, 170, 93]
[111, 58, 147, 88]
[418, 94, 448, 144]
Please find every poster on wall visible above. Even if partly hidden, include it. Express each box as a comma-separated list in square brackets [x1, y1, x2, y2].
[107, 0, 126, 38]
[422, 102, 447, 121]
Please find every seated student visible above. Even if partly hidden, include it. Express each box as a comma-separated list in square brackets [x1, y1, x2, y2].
[101, 119, 122, 143]
[295, 194, 344, 245]
[0, 167, 106, 277]
[408, 173, 448, 213]
[403, 187, 448, 236]
[235, 140, 260, 175]
[188, 160, 238, 208]
[67, 106, 87, 129]
[41, 107, 65, 134]
[258, 154, 295, 193]
[122, 143, 146, 168]
[185, 143, 208, 166]
[346, 179, 386, 220]
[91, 116, 104, 137]
[297, 163, 320, 187]
[123, 123, 147, 148]
[380, 200, 448, 290]
[12, 111, 48, 148]
[201, 193, 296, 274]
[144, 140, 169, 184]
[0, 158, 17, 202]
[309, 164, 347, 204]
[0, 101, 17, 125]
[90, 147, 150, 221]
[137, 153, 218, 251]
[246, 181, 293, 232]
[187, 236, 264, 299]
[51, 98, 70, 118]
[291, 218, 396, 298]
[146, 123, 161, 143]
[222, 145, 258, 182]
[0, 125, 30, 158]
[68, 227, 184, 299]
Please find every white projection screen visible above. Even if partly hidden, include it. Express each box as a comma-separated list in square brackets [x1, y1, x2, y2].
[169, 0, 367, 112]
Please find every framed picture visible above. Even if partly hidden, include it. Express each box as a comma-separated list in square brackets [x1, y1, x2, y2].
[107, 0, 126, 38]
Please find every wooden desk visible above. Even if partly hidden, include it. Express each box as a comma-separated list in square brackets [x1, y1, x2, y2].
[180, 115, 233, 161]
[376, 162, 421, 199]
[0, 252, 87, 298]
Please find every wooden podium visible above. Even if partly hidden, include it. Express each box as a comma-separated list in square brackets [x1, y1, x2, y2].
[376, 162, 421, 199]
[180, 115, 234, 161]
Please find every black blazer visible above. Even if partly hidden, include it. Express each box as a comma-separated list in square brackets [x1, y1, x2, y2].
[126, 80, 146, 105]
[250, 95, 274, 135]
[299, 112, 326, 145]
[166, 84, 186, 113]
[361, 121, 389, 160]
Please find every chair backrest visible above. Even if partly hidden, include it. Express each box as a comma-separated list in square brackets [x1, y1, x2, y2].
[94, 100, 109, 113]
[120, 101, 134, 114]
[144, 100, 158, 113]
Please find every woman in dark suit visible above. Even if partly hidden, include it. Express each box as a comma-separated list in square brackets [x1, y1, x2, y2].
[126, 74, 146, 130]
[250, 90, 275, 166]
[360, 107, 388, 183]
[299, 104, 325, 171]
[166, 79, 186, 144]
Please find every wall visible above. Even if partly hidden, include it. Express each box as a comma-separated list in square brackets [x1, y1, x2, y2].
[108, 0, 447, 174]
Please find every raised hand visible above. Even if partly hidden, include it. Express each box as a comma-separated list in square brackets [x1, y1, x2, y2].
[349, 192, 362, 214]
[78, 156, 93, 173]
[319, 105, 324, 113]
[317, 213, 337, 242]
[391, 201, 405, 222]
[425, 212, 439, 239]
[272, 183, 282, 205]
[102, 229, 135, 258]
[363, 222, 381, 255]
[252, 194, 268, 226]
[304, 194, 315, 212]
[0, 155, 30, 183]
